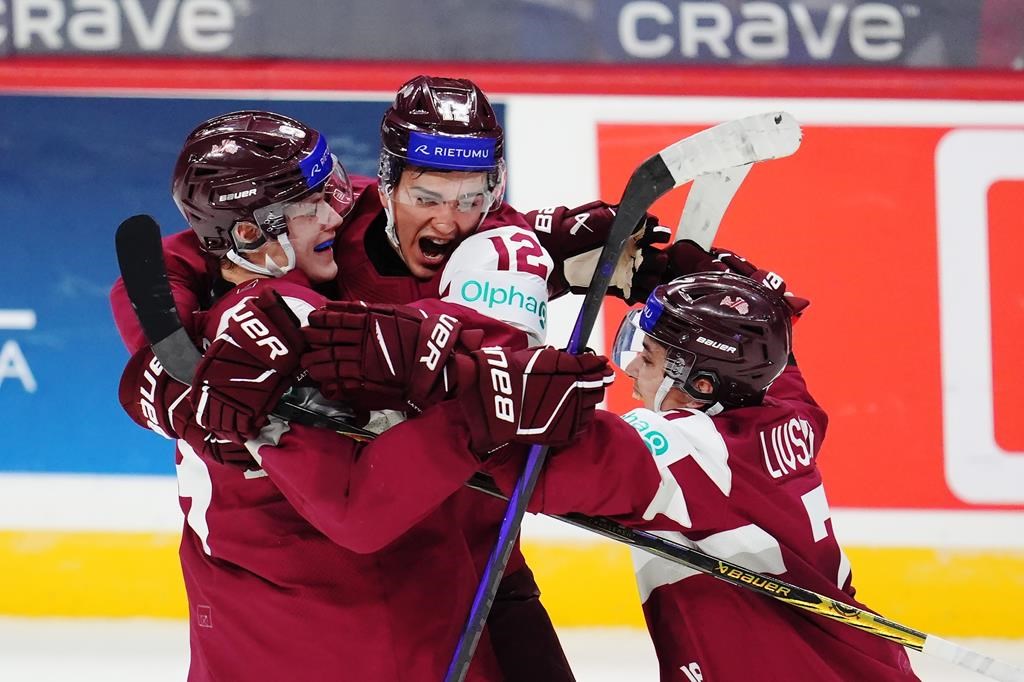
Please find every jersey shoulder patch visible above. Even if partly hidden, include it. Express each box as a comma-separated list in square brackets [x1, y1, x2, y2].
[621, 407, 733, 529]
[440, 226, 553, 344]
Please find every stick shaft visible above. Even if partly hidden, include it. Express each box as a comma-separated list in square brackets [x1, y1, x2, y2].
[446, 113, 803, 682]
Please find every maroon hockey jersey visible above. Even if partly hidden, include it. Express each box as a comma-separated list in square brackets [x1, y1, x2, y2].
[175, 273, 544, 681]
[110, 176, 574, 680]
[485, 367, 919, 681]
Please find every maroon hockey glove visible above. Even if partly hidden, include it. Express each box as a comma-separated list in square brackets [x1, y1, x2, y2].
[190, 289, 306, 443]
[301, 301, 464, 412]
[528, 201, 671, 302]
[118, 347, 254, 466]
[706, 247, 810, 318]
[453, 346, 614, 455]
[636, 240, 810, 317]
[626, 239, 718, 304]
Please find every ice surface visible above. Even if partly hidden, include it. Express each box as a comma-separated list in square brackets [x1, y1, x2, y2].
[0, 618, 1020, 681]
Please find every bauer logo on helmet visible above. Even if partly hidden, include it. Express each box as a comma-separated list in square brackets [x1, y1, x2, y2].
[217, 188, 257, 202]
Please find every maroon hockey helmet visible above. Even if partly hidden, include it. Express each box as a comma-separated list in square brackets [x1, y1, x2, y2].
[379, 75, 505, 192]
[613, 272, 792, 408]
[172, 110, 353, 256]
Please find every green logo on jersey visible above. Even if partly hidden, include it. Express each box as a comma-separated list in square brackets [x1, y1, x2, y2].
[460, 279, 547, 330]
[622, 409, 669, 456]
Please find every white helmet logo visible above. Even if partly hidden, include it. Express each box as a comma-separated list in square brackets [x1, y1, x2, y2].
[720, 296, 749, 315]
[209, 140, 240, 156]
[438, 100, 470, 123]
[218, 188, 257, 202]
[278, 125, 307, 139]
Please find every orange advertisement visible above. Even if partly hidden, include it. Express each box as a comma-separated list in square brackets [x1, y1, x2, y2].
[597, 123, 1023, 511]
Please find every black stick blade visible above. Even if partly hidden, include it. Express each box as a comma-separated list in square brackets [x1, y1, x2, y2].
[115, 214, 201, 383]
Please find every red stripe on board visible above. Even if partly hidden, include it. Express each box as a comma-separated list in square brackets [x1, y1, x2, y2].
[1, 57, 1023, 100]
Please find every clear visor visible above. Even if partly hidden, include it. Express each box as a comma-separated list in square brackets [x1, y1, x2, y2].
[612, 308, 697, 385]
[254, 161, 353, 236]
[391, 175, 496, 214]
[611, 309, 648, 371]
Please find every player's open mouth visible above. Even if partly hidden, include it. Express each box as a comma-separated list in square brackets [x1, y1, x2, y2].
[313, 239, 334, 253]
[418, 237, 454, 264]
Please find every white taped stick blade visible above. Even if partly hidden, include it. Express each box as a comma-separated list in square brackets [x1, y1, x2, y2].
[658, 112, 802, 188]
[677, 165, 752, 249]
[923, 635, 1024, 682]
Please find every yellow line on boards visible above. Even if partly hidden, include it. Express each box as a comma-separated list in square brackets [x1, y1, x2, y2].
[0, 531, 186, 618]
[840, 546, 1024, 639]
[3, 530, 1023, 638]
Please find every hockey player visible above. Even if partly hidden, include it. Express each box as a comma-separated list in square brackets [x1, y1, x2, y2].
[121, 109, 611, 681]
[112, 75, 686, 682]
[331, 264, 919, 680]
[485, 271, 920, 681]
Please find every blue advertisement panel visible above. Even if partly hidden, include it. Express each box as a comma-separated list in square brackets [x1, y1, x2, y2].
[0, 93, 474, 475]
[0, 0, 1012, 68]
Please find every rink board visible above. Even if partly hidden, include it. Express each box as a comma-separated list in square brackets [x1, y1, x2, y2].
[0, 63, 1022, 635]
[3, 513, 1024, 637]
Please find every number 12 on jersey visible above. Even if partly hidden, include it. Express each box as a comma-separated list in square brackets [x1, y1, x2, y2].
[488, 231, 550, 280]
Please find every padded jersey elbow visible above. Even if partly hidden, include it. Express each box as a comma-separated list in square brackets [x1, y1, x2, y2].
[439, 225, 553, 345]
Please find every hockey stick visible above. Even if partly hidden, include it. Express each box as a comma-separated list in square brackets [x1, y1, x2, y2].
[676, 165, 752, 248]
[462, 474, 1024, 682]
[445, 111, 805, 682]
[115, 215, 204, 385]
[115, 216, 1022, 681]
[675, 111, 800, 248]
[114, 214, 378, 441]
